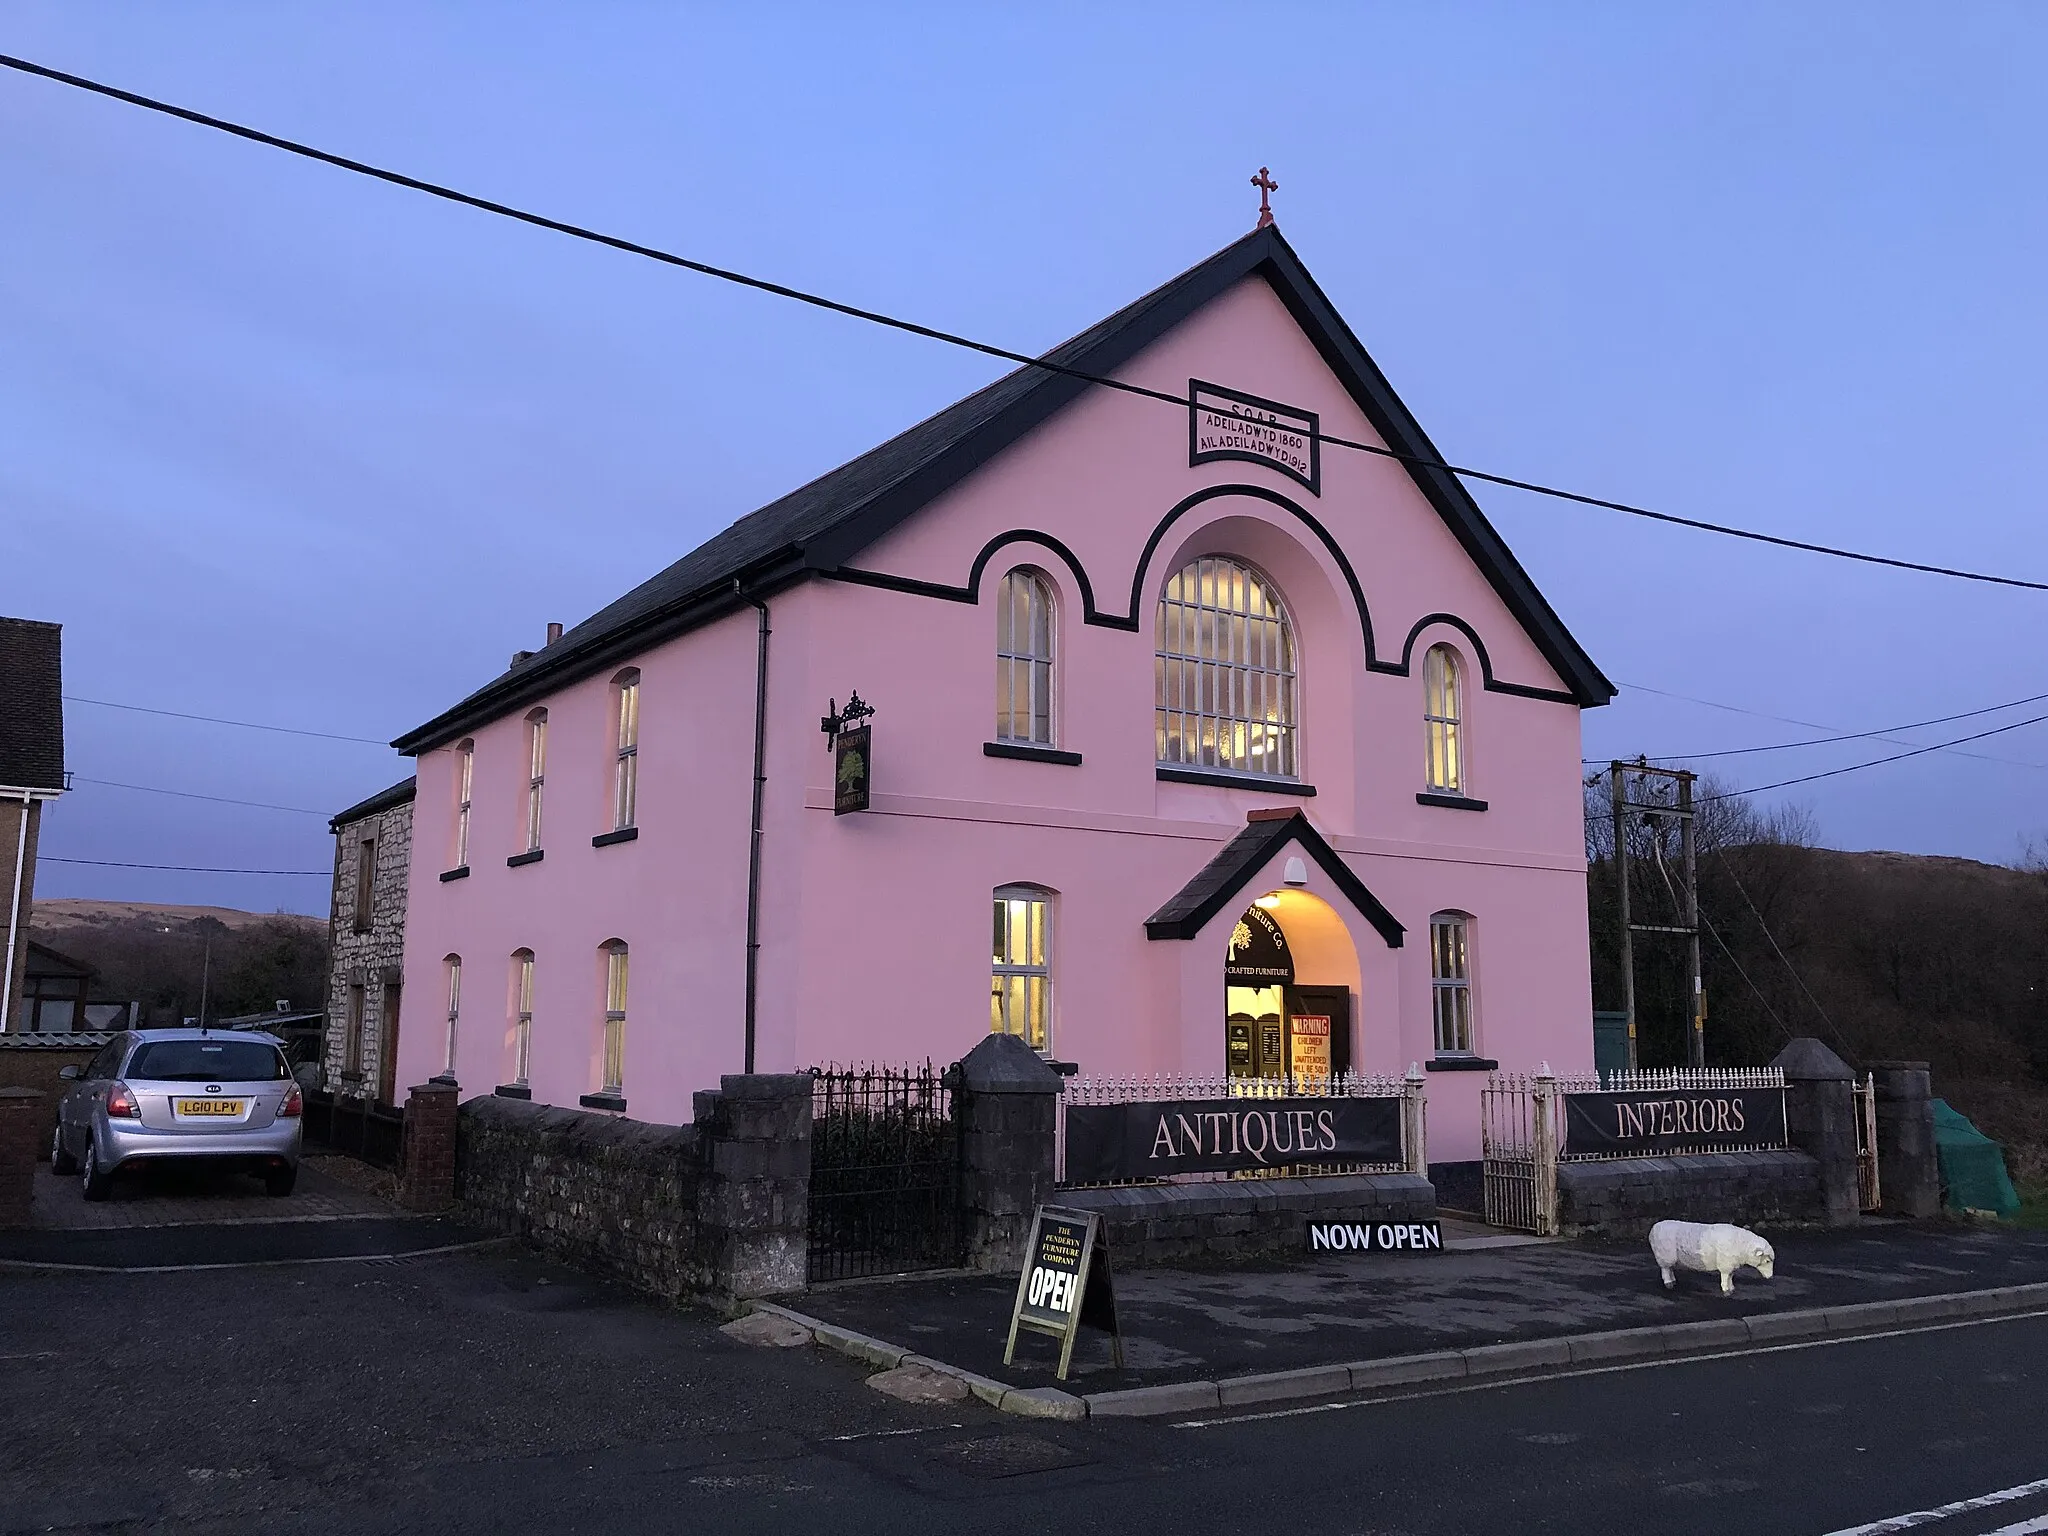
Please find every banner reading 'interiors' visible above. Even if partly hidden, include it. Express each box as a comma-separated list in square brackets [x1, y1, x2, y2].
[1064, 1096, 1402, 1184]
[1561, 1088, 1788, 1158]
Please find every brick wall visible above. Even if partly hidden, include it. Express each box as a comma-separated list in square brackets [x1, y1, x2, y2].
[1056, 1173, 1438, 1267]
[1, 797, 43, 1032]
[1556, 1150, 1825, 1235]
[0, 1035, 106, 1157]
[324, 798, 412, 1100]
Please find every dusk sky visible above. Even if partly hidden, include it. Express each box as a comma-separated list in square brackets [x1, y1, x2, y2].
[6, 4, 2046, 917]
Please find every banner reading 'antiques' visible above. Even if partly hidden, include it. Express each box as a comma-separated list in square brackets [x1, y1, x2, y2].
[1561, 1088, 1788, 1158]
[1064, 1096, 1402, 1184]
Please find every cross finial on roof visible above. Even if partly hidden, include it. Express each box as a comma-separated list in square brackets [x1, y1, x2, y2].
[1251, 166, 1279, 228]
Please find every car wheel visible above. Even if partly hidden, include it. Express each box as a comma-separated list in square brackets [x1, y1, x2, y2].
[80, 1138, 114, 1202]
[263, 1165, 297, 1198]
[50, 1122, 78, 1176]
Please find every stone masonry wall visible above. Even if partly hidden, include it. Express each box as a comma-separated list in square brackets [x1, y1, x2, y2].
[1056, 1173, 1438, 1267]
[1556, 1150, 1825, 1235]
[325, 798, 413, 1101]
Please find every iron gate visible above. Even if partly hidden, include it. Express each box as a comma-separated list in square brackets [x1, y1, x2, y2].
[807, 1062, 964, 1283]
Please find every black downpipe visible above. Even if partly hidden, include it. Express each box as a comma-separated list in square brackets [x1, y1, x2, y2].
[741, 584, 770, 1074]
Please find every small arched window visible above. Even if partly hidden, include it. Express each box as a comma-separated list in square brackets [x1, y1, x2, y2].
[995, 570, 1054, 745]
[510, 949, 535, 1088]
[453, 740, 474, 868]
[442, 955, 462, 1079]
[523, 710, 548, 852]
[990, 885, 1052, 1052]
[1156, 556, 1297, 777]
[1423, 645, 1464, 794]
[600, 940, 628, 1097]
[611, 670, 640, 831]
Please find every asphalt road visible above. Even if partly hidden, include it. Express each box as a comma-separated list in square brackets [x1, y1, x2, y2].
[4, 1235, 2043, 1535]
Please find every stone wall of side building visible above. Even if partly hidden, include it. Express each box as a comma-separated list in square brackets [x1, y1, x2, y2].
[0, 797, 45, 1033]
[325, 791, 415, 1103]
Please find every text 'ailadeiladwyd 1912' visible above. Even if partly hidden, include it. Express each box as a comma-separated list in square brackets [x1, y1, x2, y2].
[1063, 1095, 1401, 1184]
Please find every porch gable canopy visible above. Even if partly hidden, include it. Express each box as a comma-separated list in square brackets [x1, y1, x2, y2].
[1144, 810, 1404, 949]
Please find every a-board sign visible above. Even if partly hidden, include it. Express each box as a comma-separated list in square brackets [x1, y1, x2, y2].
[1004, 1205, 1124, 1381]
[1307, 1218, 1443, 1253]
[1561, 1087, 1788, 1158]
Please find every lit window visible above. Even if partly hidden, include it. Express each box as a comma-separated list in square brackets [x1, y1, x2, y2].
[1430, 913, 1474, 1055]
[612, 671, 640, 831]
[1424, 645, 1465, 794]
[601, 941, 628, 1096]
[996, 570, 1054, 745]
[443, 956, 462, 1078]
[990, 886, 1051, 1052]
[454, 740, 474, 867]
[512, 950, 534, 1087]
[1155, 556, 1297, 777]
[524, 710, 547, 851]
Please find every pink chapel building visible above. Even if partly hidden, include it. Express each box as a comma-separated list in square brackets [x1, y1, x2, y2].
[389, 224, 1615, 1167]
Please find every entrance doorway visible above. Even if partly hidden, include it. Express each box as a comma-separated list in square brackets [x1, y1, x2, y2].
[1224, 898, 1353, 1083]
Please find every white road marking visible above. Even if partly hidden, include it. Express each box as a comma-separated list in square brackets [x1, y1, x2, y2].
[1172, 1309, 2048, 1428]
[826, 1423, 965, 1442]
[1820, 1476, 2048, 1534]
[0, 1236, 511, 1274]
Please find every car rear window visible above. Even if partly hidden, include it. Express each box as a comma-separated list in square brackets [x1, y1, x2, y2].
[127, 1040, 290, 1083]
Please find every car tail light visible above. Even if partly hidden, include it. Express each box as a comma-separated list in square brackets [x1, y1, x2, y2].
[105, 1082, 141, 1118]
[278, 1082, 304, 1118]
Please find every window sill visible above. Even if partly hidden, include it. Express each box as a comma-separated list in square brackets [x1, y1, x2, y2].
[1157, 765, 1316, 797]
[984, 741, 1083, 766]
[438, 865, 470, 883]
[592, 827, 639, 848]
[579, 1092, 627, 1113]
[494, 1083, 532, 1100]
[507, 849, 545, 868]
[1425, 1055, 1499, 1072]
[1416, 792, 1488, 812]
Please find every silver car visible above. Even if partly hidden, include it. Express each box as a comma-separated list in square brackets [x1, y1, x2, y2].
[53, 1029, 303, 1200]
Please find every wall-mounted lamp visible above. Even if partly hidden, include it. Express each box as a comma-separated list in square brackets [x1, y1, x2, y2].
[1282, 856, 1309, 886]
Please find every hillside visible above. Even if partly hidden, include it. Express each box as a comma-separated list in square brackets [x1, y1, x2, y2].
[29, 900, 329, 1027]
[32, 899, 326, 938]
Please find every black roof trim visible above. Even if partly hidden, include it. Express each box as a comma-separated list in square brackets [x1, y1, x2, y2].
[395, 225, 1609, 753]
[1144, 810, 1404, 949]
[330, 775, 417, 832]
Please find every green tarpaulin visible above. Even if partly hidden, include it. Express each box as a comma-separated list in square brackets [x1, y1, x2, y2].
[1932, 1099, 2021, 1218]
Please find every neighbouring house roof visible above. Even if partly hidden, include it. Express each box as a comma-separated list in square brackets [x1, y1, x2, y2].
[330, 775, 417, 833]
[215, 1009, 326, 1029]
[0, 617, 64, 792]
[23, 940, 94, 980]
[1145, 809, 1405, 948]
[394, 224, 1614, 755]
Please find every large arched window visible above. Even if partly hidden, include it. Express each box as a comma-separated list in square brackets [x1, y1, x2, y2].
[1155, 556, 1297, 777]
[1423, 644, 1465, 794]
[995, 569, 1054, 745]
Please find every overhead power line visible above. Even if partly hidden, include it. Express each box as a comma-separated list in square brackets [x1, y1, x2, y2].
[72, 775, 332, 817]
[6, 51, 2048, 594]
[1600, 688, 2048, 766]
[1700, 709, 2048, 803]
[64, 694, 390, 746]
[40, 856, 330, 875]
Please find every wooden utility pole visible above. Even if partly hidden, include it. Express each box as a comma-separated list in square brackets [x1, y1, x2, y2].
[1609, 760, 1706, 1070]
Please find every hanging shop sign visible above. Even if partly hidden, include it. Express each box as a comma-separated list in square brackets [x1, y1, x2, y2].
[1004, 1205, 1123, 1381]
[1187, 379, 1320, 495]
[1224, 906, 1294, 986]
[821, 691, 876, 816]
[1561, 1088, 1788, 1158]
[1307, 1218, 1444, 1254]
[1063, 1095, 1402, 1184]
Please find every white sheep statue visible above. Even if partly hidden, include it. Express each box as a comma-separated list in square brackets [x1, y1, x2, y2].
[1649, 1220, 1775, 1295]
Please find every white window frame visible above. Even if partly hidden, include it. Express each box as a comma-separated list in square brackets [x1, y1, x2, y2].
[991, 885, 1052, 1053]
[995, 569, 1055, 746]
[512, 951, 534, 1087]
[524, 711, 547, 852]
[1155, 556, 1298, 778]
[1424, 644, 1466, 794]
[454, 740, 474, 867]
[601, 943, 628, 1096]
[443, 956, 462, 1077]
[1430, 913, 1475, 1056]
[612, 672, 640, 831]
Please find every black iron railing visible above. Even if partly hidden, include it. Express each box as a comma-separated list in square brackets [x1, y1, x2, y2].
[807, 1062, 963, 1283]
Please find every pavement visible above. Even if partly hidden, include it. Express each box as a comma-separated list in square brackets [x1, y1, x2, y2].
[791, 1221, 2048, 1392]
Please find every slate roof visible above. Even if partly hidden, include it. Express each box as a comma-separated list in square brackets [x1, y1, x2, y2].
[1145, 810, 1405, 948]
[0, 617, 64, 792]
[394, 225, 1613, 754]
[330, 775, 417, 833]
